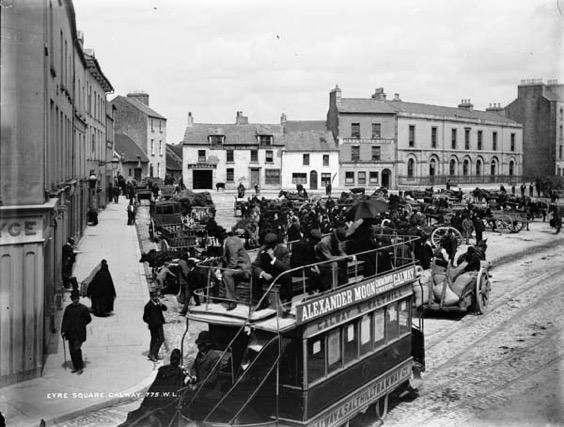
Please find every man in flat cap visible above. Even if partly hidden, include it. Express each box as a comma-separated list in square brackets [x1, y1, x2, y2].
[290, 228, 324, 293]
[61, 290, 91, 374]
[315, 226, 351, 287]
[215, 226, 251, 311]
[252, 232, 292, 310]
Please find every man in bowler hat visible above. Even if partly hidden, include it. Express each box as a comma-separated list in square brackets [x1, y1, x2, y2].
[61, 290, 92, 374]
[143, 290, 167, 362]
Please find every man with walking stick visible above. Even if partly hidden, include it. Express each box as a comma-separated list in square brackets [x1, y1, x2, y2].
[61, 290, 92, 374]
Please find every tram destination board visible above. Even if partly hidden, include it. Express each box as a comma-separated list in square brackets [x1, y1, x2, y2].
[296, 265, 417, 324]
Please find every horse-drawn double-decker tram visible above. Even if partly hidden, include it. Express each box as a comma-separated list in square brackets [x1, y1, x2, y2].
[135, 235, 425, 426]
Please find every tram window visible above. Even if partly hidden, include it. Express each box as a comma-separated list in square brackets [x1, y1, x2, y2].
[398, 300, 410, 336]
[359, 315, 372, 356]
[373, 309, 385, 349]
[344, 323, 359, 365]
[327, 330, 342, 374]
[307, 338, 326, 383]
[387, 303, 400, 342]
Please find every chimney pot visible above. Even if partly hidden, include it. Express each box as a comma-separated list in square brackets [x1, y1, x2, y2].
[187, 111, 194, 127]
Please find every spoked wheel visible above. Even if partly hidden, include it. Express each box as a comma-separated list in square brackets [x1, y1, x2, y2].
[472, 270, 491, 314]
[374, 393, 389, 420]
[431, 226, 463, 248]
[513, 220, 525, 233]
[495, 216, 512, 233]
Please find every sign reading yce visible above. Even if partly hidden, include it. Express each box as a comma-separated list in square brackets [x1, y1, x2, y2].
[0, 218, 43, 244]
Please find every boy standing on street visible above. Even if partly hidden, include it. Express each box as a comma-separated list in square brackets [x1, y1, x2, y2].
[61, 290, 92, 374]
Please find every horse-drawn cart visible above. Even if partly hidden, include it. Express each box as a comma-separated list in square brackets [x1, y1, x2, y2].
[489, 209, 529, 233]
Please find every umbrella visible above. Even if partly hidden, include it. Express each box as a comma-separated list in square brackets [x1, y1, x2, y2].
[345, 199, 389, 221]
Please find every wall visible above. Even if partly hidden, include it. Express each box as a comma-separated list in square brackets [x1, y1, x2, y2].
[147, 117, 166, 180]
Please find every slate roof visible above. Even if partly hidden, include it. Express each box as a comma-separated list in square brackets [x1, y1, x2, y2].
[339, 98, 519, 125]
[283, 121, 338, 152]
[114, 95, 166, 120]
[183, 123, 285, 146]
[166, 144, 182, 171]
[114, 133, 149, 163]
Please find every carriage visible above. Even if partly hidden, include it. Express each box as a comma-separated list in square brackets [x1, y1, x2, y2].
[123, 236, 425, 426]
[415, 239, 492, 315]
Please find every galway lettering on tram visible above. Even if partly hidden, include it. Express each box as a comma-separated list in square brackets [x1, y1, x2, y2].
[309, 360, 412, 427]
[296, 266, 416, 324]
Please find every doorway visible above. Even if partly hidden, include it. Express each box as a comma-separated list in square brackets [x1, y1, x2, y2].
[251, 168, 260, 187]
[381, 169, 391, 188]
[309, 170, 318, 190]
[193, 170, 213, 189]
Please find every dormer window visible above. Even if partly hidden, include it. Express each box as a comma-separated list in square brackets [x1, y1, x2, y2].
[209, 135, 225, 145]
[258, 135, 273, 146]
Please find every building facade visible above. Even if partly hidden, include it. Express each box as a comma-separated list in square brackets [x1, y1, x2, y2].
[182, 112, 285, 190]
[504, 79, 564, 178]
[0, 0, 113, 385]
[327, 86, 523, 190]
[111, 93, 167, 181]
[281, 117, 339, 190]
[181, 112, 339, 191]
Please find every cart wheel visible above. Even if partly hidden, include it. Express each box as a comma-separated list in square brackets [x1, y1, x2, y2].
[481, 218, 492, 231]
[513, 220, 524, 233]
[495, 217, 512, 234]
[431, 226, 463, 248]
[472, 270, 491, 314]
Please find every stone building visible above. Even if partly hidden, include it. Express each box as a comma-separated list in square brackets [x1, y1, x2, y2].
[504, 79, 564, 178]
[327, 86, 523, 190]
[111, 93, 167, 181]
[182, 112, 285, 190]
[114, 133, 150, 182]
[0, 0, 113, 385]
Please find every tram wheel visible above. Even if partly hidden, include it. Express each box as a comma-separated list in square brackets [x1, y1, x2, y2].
[374, 393, 389, 420]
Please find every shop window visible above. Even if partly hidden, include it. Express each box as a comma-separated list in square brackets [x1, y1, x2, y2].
[345, 171, 354, 185]
[358, 171, 366, 185]
[369, 171, 379, 184]
[292, 173, 307, 184]
[265, 169, 280, 185]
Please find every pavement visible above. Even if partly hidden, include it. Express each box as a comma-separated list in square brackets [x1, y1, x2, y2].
[0, 197, 164, 427]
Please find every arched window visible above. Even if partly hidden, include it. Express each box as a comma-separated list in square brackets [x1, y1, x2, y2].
[407, 159, 415, 178]
[463, 159, 469, 176]
[509, 160, 514, 176]
[490, 159, 497, 176]
[449, 159, 456, 176]
[476, 159, 482, 176]
[429, 158, 436, 176]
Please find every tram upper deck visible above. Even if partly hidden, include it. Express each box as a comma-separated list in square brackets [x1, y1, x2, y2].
[187, 234, 421, 331]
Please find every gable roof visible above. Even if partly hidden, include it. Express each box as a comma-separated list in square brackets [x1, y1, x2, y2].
[183, 123, 285, 146]
[113, 95, 166, 120]
[283, 121, 338, 152]
[114, 133, 149, 163]
[339, 98, 519, 125]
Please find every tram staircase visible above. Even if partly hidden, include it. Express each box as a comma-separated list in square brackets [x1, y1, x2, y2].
[200, 331, 282, 424]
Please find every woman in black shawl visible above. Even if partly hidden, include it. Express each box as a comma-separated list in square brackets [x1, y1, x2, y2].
[87, 259, 116, 317]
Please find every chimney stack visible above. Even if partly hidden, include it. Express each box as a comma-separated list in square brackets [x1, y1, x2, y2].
[127, 92, 149, 106]
[280, 113, 287, 124]
[187, 111, 194, 127]
[235, 111, 248, 125]
[486, 103, 504, 114]
[330, 84, 342, 107]
[371, 88, 387, 100]
[393, 93, 401, 102]
[457, 99, 473, 111]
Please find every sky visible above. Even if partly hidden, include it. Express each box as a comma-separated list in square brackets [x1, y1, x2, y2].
[72, 0, 563, 145]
